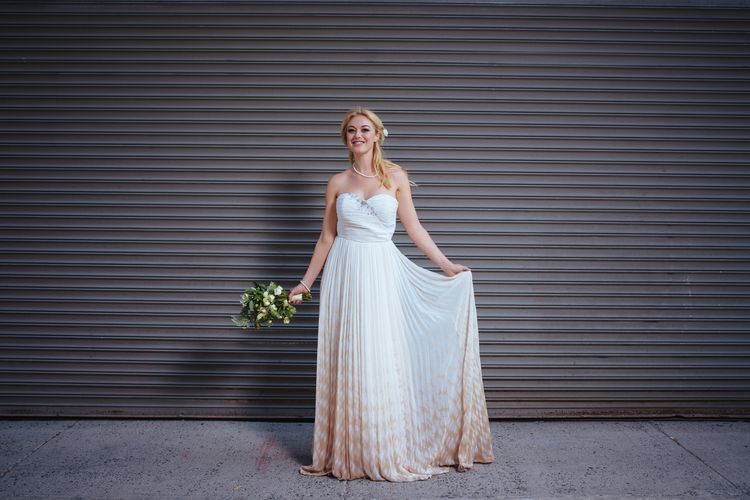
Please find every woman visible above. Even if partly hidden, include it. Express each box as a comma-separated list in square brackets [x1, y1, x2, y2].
[288, 107, 494, 482]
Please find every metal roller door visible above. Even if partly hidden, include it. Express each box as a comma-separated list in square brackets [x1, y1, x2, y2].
[1, 1, 749, 418]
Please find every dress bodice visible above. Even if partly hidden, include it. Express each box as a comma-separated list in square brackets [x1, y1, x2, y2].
[336, 192, 398, 242]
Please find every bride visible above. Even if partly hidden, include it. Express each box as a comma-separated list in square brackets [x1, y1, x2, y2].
[288, 107, 494, 482]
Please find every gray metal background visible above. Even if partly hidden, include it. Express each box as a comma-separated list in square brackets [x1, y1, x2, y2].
[1, 1, 749, 419]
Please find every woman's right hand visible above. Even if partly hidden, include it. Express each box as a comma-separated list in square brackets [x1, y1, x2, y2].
[288, 283, 309, 305]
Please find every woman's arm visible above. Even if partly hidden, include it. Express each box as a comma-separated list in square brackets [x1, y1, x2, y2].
[288, 175, 340, 303]
[394, 169, 470, 276]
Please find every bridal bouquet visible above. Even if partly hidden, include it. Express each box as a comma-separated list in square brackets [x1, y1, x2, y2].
[230, 281, 312, 329]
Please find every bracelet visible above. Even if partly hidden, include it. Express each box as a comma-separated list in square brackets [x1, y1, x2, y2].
[299, 280, 311, 293]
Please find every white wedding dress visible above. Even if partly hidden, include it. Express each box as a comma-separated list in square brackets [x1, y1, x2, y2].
[299, 191, 494, 482]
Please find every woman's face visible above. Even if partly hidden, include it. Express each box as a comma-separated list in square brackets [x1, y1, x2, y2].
[345, 115, 379, 156]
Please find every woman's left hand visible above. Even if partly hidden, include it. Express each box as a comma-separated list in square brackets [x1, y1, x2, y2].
[442, 261, 471, 277]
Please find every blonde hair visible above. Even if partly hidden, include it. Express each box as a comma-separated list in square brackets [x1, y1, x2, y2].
[339, 107, 417, 190]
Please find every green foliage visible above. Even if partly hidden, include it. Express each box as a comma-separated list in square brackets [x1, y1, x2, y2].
[230, 281, 312, 330]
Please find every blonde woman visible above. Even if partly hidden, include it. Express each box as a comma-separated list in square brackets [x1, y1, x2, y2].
[289, 107, 494, 482]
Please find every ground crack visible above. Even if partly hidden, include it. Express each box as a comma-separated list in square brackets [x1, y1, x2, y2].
[0, 419, 80, 479]
[648, 421, 743, 493]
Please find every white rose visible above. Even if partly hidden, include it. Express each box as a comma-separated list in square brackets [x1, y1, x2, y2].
[283, 317, 290, 324]
[263, 290, 269, 297]
[263, 299, 270, 306]
[274, 285, 282, 295]
[270, 304, 277, 310]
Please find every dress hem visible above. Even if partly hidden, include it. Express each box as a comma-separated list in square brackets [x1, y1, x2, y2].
[298, 456, 495, 482]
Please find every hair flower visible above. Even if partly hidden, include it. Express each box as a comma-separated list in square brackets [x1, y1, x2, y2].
[382, 128, 389, 137]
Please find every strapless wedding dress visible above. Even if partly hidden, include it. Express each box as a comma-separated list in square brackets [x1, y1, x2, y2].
[299, 191, 494, 482]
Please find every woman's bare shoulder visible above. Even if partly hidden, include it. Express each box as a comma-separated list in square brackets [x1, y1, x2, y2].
[331, 168, 352, 182]
[326, 168, 352, 193]
[389, 165, 409, 183]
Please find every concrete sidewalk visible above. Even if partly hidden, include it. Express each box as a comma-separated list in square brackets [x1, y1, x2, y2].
[1, 419, 748, 499]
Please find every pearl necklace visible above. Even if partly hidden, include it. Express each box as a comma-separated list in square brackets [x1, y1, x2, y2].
[352, 162, 377, 178]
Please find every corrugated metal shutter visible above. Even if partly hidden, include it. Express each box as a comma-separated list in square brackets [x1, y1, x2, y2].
[1, 1, 749, 419]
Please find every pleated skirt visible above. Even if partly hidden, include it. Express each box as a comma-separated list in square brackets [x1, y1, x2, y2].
[299, 235, 494, 482]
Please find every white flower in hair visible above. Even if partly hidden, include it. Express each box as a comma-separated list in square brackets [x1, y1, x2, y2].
[383, 128, 389, 137]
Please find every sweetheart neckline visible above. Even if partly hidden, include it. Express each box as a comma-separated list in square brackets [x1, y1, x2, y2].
[338, 191, 399, 204]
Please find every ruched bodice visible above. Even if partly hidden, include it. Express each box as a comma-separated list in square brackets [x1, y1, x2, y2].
[335, 192, 398, 243]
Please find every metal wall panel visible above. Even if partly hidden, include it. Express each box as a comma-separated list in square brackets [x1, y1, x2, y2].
[1, 1, 749, 419]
